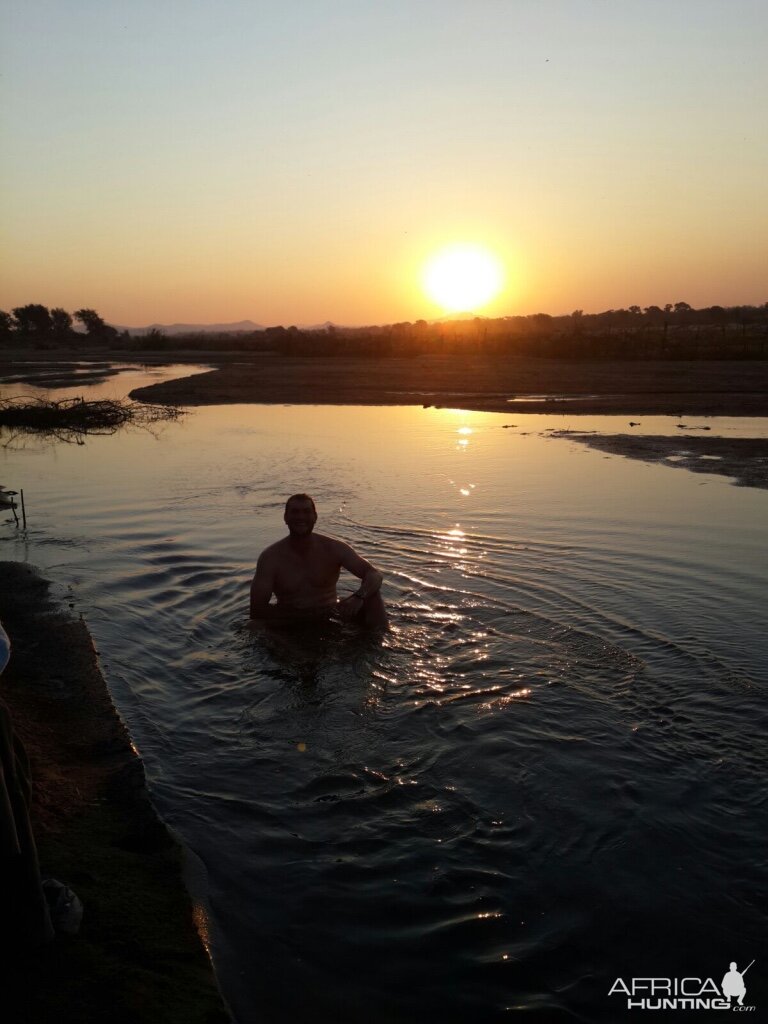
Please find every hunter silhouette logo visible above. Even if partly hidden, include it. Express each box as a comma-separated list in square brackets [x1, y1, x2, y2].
[722, 961, 754, 1007]
[608, 959, 757, 1011]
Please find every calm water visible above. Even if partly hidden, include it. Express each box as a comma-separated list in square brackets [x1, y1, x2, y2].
[1, 366, 767, 1022]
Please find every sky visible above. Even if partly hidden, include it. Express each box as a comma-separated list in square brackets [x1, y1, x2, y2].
[2, 0, 767, 327]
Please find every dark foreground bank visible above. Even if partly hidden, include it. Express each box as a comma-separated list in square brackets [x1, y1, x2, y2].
[0, 562, 229, 1024]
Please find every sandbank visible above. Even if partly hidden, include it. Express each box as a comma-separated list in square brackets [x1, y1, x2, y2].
[124, 352, 768, 416]
[548, 432, 768, 489]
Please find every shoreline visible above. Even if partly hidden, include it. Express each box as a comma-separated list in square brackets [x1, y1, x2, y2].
[4, 351, 768, 491]
[3, 349, 768, 416]
[0, 561, 229, 1023]
[120, 352, 768, 489]
[120, 352, 768, 417]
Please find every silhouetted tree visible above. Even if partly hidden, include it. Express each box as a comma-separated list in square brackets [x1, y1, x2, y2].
[74, 308, 105, 333]
[0, 310, 13, 342]
[530, 313, 552, 332]
[12, 304, 52, 336]
[706, 305, 727, 324]
[74, 308, 118, 343]
[50, 307, 74, 341]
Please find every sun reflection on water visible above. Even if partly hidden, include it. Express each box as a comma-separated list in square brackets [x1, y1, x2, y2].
[439, 525, 469, 558]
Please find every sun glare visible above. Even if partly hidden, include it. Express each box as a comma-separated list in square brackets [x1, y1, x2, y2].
[422, 244, 504, 313]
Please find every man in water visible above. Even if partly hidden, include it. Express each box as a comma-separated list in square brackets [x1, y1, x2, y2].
[249, 494, 388, 629]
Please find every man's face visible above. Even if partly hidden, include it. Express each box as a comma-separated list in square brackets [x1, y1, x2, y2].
[284, 498, 317, 536]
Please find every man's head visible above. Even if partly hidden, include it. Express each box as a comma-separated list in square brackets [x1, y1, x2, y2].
[284, 493, 317, 536]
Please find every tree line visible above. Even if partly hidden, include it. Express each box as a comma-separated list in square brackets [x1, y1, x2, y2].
[0, 304, 123, 344]
[3, 300, 768, 359]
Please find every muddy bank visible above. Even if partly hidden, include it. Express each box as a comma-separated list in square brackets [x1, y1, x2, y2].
[2, 351, 767, 415]
[125, 353, 768, 415]
[0, 562, 229, 1024]
[549, 432, 768, 489]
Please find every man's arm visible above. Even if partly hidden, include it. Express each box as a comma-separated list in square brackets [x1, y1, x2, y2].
[334, 540, 388, 628]
[335, 542, 383, 599]
[249, 553, 276, 619]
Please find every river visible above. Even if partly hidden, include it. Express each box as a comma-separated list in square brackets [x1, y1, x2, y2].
[1, 363, 766, 1022]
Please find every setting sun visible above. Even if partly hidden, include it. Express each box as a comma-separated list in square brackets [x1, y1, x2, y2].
[422, 244, 505, 313]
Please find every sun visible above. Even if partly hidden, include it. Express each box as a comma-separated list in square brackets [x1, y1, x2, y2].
[422, 244, 505, 313]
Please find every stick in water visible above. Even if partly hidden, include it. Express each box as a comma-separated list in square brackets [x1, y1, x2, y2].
[7, 491, 19, 527]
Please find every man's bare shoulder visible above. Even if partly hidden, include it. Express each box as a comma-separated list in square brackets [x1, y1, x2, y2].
[314, 533, 351, 556]
[257, 538, 290, 563]
[258, 534, 350, 564]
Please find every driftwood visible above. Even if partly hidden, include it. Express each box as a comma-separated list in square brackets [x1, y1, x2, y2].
[0, 397, 182, 446]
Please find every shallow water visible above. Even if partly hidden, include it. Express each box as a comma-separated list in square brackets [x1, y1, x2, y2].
[1, 366, 767, 1022]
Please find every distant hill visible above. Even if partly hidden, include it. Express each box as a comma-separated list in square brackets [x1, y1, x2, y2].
[118, 320, 264, 336]
[115, 315, 484, 335]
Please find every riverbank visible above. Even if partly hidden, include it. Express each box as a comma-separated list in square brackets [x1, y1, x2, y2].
[125, 352, 768, 416]
[4, 349, 768, 492]
[0, 562, 229, 1024]
[2, 349, 767, 415]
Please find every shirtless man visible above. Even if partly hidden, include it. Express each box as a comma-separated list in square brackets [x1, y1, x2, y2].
[249, 494, 388, 628]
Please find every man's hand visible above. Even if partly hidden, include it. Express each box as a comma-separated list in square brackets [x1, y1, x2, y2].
[338, 593, 364, 620]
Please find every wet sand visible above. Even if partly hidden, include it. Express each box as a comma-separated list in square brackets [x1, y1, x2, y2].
[125, 352, 768, 416]
[0, 562, 229, 1024]
[549, 432, 768, 489]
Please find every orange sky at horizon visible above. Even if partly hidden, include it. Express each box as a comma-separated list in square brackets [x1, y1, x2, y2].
[2, 2, 766, 328]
